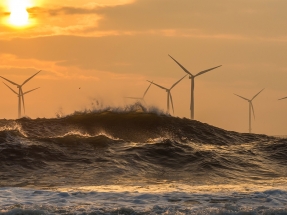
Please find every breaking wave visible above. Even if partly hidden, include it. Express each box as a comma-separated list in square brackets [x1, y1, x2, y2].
[0, 104, 286, 188]
[0, 104, 287, 214]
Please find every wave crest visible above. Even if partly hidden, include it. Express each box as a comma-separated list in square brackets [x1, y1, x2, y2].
[0, 123, 27, 137]
[65, 102, 166, 118]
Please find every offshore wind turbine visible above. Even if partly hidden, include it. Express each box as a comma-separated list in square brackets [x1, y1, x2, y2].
[147, 74, 187, 114]
[234, 88, 264, 133]
[125, 82, 153, 104]
[168, 55, 222, 119]
[3, 82, 40, 115]
[0, 71, 41, 118]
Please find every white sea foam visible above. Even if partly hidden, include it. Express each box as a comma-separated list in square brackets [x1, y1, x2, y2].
[70, 102, 167, 117]
[54, 130, 120, 141]
[1, 183, 287, 214]
[0, 123, 27, 137]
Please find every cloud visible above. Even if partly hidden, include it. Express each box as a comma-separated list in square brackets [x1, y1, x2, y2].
[2, 0, 287, 39]
[0, 54, 101, 81]
[1, 0, 287, 85]
[27, 6, 99, 17]
[94, 0, 287, 37]
[1, 34, 287, 88]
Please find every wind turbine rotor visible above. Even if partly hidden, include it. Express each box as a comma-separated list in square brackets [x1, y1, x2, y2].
[169, 74, 187, 90]
[234, 93, 249, 101]
[23, 87, 40, 95]
[251, 88, 265, 101]
[143, 81, 153, 98]
[20, 87, 40, 115]
[194, 65, 222, 77]
[234, 88, 264, 133]
[1, 71, 41, 118]
[169, 92, 174, 114]
[21, 70, 41, 86]
[147, 80, 168, 90]
[168, 55, 193, 77]
[3, 82, 18, 95]
[0, 76, 19, 86]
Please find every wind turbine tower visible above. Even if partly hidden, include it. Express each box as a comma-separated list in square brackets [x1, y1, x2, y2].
[234, 88, 264, 133]
[168, 55, 221, 120]
[147, 74, 187, 114]
[0, 71, 41, 118]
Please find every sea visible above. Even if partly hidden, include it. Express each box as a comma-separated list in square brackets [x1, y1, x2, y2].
[0, 104, 286, 214]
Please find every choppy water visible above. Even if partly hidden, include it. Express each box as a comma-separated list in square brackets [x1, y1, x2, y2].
[0, 104, 286, 214]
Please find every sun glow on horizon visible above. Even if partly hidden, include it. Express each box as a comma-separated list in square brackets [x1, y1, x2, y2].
[7, 0, 32, 27]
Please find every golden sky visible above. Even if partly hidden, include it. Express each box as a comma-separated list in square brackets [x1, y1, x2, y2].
[0, 0, 287, 135]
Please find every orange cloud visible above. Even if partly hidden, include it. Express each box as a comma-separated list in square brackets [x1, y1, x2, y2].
[0, 54, 101, 80]
[2, 0, 287, 40]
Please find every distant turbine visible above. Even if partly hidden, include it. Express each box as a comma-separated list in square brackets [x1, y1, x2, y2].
[168, 55, 222, 119]
[125, 82, 153, 104]
[147, 75, 187, 114]
[234, 88, 264, 133]
[278, 96, 287, 101]
[0, 71, 41, 118]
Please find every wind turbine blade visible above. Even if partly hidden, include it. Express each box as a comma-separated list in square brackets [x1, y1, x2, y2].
[20, 88, 25, 114]
[234, 93, 249, 101]
[169, 93, 174, 114]
[194, 65, 222, 77]
[168, 55, 193, 76]
[23, 87, 40, 95]
[143, 82, 152, 98]
[147, 80, 167, 90]
[251, 88, 264, 101]
[21, 70, 41, 86]
[251, 102, 255, 120]
[170, 74, 187, 90]
[124, 97, 142, 99]
[278, 96, 287, 100]
[0, 76, 19, 86]
[3, 82, 18, 95]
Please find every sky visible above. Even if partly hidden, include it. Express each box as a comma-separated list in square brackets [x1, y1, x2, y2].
[0, 0, 287, 135]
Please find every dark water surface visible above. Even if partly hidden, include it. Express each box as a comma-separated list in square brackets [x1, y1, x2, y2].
[1, 107, 287, 214]
[0, 108, 286, 189]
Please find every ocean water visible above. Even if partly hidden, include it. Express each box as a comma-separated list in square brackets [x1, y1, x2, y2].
[0, 104, 286, 214]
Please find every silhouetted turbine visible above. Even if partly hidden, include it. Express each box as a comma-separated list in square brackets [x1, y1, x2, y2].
[0, 71, 41, 118]
[147, 75, 187, 114]
[3, 82, 40, 114]
[234, 88, 264, 133]
[168, 55, 222, 120]
[278, 96, 287, 101]
[125, 82, 153, 104]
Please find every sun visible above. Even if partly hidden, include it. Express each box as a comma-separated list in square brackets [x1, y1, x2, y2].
[8, 0, 31, 27]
